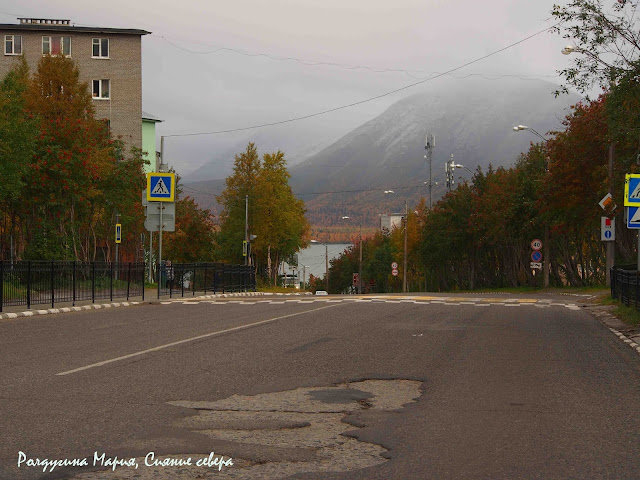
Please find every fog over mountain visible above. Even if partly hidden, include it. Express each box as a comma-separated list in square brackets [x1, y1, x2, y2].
[290, 78, 579, 197]
[184, 78, 581, 229]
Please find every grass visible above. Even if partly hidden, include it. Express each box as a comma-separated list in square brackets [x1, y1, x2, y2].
[594, 293, 640, 326]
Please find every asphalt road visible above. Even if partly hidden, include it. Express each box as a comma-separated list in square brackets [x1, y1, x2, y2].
[1, 294, 640, 479]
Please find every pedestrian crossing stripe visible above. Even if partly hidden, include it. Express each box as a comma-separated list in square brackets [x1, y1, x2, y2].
[146, 173, 175, 202]
[624, 174, 640, 206]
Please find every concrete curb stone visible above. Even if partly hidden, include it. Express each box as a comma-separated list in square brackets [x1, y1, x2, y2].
[0, 291, 297, 321]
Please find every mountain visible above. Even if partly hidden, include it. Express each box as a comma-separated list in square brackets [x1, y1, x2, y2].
[183, 78, 581, 239]
[289, 78, 581, 229]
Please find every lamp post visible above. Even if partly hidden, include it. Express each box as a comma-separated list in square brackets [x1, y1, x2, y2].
[513, 124, 550, 288]
[341, 216, 363, 294]
[384, 190, 408, 293]
[310, 240, 329, 291]
[302, 265, 310, 290]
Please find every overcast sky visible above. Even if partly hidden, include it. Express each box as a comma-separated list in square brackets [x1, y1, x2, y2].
[1, 0, 581, 176]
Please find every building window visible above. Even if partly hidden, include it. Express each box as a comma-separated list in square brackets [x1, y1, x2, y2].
[92, 38, 109, 58]
[42, 36, 71, 56]
[92, 79, 110, 99]
[5, 35, 22, 55]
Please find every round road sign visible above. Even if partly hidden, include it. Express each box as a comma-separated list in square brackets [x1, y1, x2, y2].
[392, 268, 399, 276]
[531, 239, 542, 251]
[531, 250, 542, 262]
[391, 262, 398, 269]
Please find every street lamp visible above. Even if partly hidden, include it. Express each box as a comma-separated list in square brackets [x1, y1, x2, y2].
[310, 239, 329, 291]
[341, 216, 363, 294]
[383, 190, 408, 293]
[512, 124, 550, 288]
[513, 125, 547, 142]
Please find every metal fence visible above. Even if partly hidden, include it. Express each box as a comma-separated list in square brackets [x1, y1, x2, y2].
[611, 266, 640, 309]
[157, 262, 256, 298]
[1, 261, 256, 311]
[0, 261, 145, 312]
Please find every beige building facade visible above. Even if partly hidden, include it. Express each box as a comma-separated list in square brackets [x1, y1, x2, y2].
[0, 18, 149, 150]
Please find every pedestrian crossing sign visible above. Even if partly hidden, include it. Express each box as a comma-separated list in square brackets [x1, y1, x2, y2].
[628, 206, 640, 229]
[624, 174, 640, 206]
[146, 173, 175, 202]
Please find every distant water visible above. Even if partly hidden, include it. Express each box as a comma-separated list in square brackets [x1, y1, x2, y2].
[283, 243, 352, 282]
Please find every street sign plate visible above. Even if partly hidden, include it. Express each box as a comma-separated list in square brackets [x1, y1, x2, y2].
[601, 216, 615, 241]
[391, 262, 398, 269]
[531, 239, 542, 251]
[115, 223, 121, 244]
[392, 268, 398, 276]
[531, 251, 542, 262]
[599, 193, 616, 211]
[146, 173, 175, 202]
[530, 262, 542, 269]
[624, 174, 640, 206]
[627, 206, 640, 229]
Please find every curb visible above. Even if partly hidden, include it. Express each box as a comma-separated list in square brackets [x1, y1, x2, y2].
[0, 291, 278, 320]
[586, 306, 640, 358]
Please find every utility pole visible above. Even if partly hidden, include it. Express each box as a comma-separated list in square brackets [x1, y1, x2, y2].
[446, 155, 455, 192]
[607, 144, 615, 286]
[245, 195, 249, 266]
[403, 199, 408, 293]
[425, 133, 435, 209]
[325, 244, 329, 291]
[359, 225, 363, 295]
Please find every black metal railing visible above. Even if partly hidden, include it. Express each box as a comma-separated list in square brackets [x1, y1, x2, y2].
[1, 261, 145, 312]
[1, 261, 257, 311]
[157, 262, 256, 298]
[611, 266, 640, 309]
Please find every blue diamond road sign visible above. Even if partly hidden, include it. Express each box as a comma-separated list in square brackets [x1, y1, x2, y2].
[146, 173, 175, 202]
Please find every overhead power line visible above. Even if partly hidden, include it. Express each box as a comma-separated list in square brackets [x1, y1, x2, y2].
[162, 22, 561, 138]
[154, 34, 558, 81]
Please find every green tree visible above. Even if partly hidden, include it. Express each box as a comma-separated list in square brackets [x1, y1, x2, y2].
[0, 57, 37, 259]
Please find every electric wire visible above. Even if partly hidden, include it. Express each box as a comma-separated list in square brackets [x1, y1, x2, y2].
[162, 22, 561, 138]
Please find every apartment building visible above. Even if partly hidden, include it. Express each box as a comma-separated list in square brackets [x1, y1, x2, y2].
[0, 18, 149, 150]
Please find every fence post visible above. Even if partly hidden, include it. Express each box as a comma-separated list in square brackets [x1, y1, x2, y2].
[127, 262, 131, 300]
[110, 261, 114, 301]
[92, 261, 95, 304]
[157, 261, 160, 299]
[181, 265, 185, 298]
[204, 265, 208, 295]
[72, 261, 76, 306]
[51, 260, 55, 308]
[27, 261, 31, 309]
[193, 264, 197, 297]
[142, 262, 145, 302]
[0, 261, 3, 313]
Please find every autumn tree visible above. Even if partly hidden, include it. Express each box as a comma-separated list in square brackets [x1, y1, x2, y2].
[216, 143, 309, 279]
[162, 197, 216, 263]
[552, 0, 640, 95]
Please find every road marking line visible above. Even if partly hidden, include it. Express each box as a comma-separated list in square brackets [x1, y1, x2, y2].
[56, 303, 344, 376]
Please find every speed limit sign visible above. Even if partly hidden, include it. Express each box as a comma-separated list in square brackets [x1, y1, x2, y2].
[531, 239, 542, 251]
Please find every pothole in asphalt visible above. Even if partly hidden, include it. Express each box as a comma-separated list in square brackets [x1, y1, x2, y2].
[72, 379, 422, 479]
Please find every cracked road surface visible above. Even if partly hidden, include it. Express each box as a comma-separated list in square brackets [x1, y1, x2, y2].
[2, 293, 640, 479]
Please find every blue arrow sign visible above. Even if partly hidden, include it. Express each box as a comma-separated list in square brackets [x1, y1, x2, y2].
[147, 173, 175, 202]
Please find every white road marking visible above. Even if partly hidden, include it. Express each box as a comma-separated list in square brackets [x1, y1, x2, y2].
[56, 303, 345, 377]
